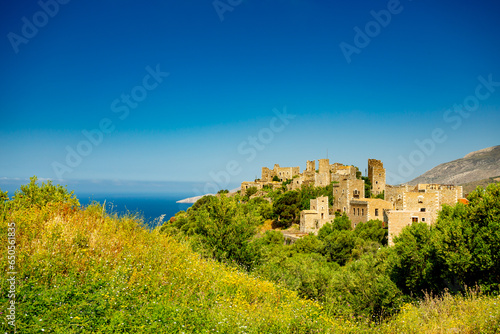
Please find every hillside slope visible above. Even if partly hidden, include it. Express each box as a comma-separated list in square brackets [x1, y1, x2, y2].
[2, 179, 499, 333]
[408, 145, 500, 185]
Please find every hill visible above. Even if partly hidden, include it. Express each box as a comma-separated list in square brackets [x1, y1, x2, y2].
[1, 178, 499, 333]
[408, 145, 500, 185]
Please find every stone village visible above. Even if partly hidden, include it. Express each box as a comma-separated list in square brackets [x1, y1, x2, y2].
[240, 158, 466, 245]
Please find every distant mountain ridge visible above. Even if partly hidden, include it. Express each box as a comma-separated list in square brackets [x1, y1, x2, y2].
[408, 145, 500, 186]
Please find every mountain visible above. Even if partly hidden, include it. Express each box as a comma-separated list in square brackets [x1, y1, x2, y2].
[408, 145, 500, 186]
[459, 175, 500, 194]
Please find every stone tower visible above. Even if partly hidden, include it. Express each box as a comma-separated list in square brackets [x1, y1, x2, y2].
[368, 159, 386, 197]
[306, 160, 316, 172]
[318, 159, 330, 173]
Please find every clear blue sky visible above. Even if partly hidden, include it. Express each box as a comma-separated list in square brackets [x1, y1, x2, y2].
[1, 0, 500, 195]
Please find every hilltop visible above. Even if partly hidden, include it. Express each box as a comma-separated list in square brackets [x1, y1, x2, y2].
[408, 145, 500, 186]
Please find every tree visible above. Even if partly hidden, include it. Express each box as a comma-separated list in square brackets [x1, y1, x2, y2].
[318, 213, 352, 240]
[244, 186, 258, 199]
[362, 176, 371, 198]
[192, 195, 261, 270]
[298, 184, 334, 210]
[255, 251, 336, 300]
[292, 234, 324, 254]
[432, 183, 500, 293]
[272, 191, 301, 228]
[388, 183, 500, 295]
[388, 222, 443, 295]
[320, 229, 360, 265]
[354, 219, 387, 245]
[248, 197, 273, 220]
[10, 176, 80, 209]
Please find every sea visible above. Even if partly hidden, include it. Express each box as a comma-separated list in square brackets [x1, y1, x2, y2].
[0, 179, 201, 228]
[77, 193, 194, 228]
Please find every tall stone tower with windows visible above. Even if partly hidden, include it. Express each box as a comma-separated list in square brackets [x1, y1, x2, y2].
[368, 159, 386, 197]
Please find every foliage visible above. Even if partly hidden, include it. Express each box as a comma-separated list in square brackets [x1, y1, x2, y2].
[248, 197, 273, 220]
[432, 183, 500, 293]
[353, 219, 387, 245]
[0, 183, 337, 333]
[298, 184, 334, 209]
[272, 175, 280, 182]
[292, 234, 325, 255]
[388, 183, 500, 295]
[243, 186, 258, 199]
[1, 179, 499, 332]
[318, 214, 352, 239]
[8, 176, 80, 210]
[256, 252, 336, 300]
[163, 195, 262, 270]
[362, 176, 371, 198]
[324, 253, 404, 321]
[272, 190, 301, 228]
[388, 222, 442, 295]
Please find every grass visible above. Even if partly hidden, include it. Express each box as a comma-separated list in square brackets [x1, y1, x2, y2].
[381, 290, 500, 333]
[1, 197, 499, 333]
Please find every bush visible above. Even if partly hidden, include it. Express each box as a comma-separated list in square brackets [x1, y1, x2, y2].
[324, 253, 404, 321]
[7, 176, 80, 210]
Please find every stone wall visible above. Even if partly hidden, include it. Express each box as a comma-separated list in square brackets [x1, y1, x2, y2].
[386, 183, 465, 245]
[349, 198, 393, 228]
[386, 184, 411, 210]
[333, 178, 365, 214]
[318, 159, 330, 173]
[387, 210, 431, 246]
[299, 196, 332, 234]
[261, 167, 275, 182]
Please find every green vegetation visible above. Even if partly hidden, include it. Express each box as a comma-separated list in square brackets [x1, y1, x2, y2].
[270, 183, 334, 228]
[1, 177, 499, 333]
[362, 176, 372, 198]
[389, 182, 500, 295]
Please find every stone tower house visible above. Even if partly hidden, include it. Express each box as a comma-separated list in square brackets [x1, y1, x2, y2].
[368, 159, 386, 197]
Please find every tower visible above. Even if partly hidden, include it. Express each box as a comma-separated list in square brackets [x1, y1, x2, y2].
[368, 159, 386, 197]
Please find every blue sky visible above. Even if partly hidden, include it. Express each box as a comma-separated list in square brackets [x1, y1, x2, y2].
[1, 0, 500, 195]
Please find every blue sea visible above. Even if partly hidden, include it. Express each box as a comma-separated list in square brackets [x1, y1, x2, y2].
[78, 193, 194, 228]
[0, 179, 199, 228]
